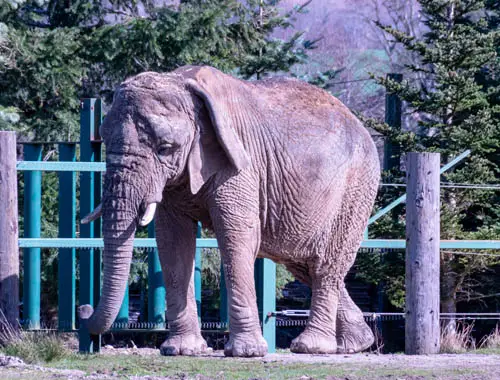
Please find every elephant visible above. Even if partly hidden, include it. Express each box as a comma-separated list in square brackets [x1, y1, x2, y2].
[78, 65, 380, 357]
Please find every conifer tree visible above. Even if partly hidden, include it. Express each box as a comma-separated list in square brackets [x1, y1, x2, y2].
[371, 0, 500, 320]
[0, 0, 310, 140]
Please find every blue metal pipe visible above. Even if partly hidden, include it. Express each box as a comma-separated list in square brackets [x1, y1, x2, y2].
[195, 223, 202, 323]
[148, 222, 166, 328]
[58, 143, 76, 331]
[23, 144, 42, 330]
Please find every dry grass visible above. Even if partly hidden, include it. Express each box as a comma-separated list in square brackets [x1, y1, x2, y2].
[440, 321, 475, 353]
[480, 324, 500, 350]
[370, 322, 385, 354]
[0, 311, 69, 364]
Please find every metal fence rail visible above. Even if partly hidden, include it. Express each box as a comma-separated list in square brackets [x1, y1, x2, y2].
[18, 238, 500, 249]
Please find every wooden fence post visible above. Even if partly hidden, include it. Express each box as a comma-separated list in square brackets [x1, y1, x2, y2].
[0, 131, 19, 330]
[405, 152, 440, 354]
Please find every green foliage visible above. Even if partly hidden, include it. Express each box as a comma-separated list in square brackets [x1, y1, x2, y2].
[356, 249, 406, 309]
[0, 105, 20, 129]
[0, 26, 84, 140]
[276, 263, 294, 299]
[361, 0, 500, 311]
[83, 0, 311, 101]
[1, 0, 311, 138]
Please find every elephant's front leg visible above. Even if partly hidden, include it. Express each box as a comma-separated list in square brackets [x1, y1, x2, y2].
[210, 181, 267, 357]
[156, 204, 207, 356]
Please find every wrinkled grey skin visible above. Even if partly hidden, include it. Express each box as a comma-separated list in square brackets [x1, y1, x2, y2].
[79, 66, 380, 357]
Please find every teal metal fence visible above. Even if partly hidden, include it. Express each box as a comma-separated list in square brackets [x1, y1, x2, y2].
[16, 98, 500, 354]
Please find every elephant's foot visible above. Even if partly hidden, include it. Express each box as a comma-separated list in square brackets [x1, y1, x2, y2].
[160, 334, 208, 356]
[336, 310, 374, 353]
[224, 331, 268, 357]
[290, 330, 337, 354]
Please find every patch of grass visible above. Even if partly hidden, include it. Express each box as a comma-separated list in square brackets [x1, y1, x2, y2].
[0, 312, 69, 364]
[474, 347, 500, 355]
[480, 324, 500, 350]
[45, 353, 488, 379]
[1, 331, 69, 364]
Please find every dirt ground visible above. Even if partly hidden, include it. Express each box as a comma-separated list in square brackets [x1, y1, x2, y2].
[1, 347, 500, 379]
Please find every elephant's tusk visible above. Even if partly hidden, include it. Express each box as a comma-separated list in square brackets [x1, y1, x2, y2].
[139, 203, 157, 226]
[82, 203, 103, 224]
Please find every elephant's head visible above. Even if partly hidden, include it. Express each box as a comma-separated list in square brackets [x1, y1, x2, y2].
[79, 66, 251, 334]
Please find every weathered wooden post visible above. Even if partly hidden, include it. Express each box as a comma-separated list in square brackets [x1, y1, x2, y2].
[0, 131, 19, 330]
[405, 152, 440, 354]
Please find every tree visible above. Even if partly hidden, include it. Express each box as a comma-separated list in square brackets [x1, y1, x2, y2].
[1, 0, 311, 140]
[369, 0, 500, 324]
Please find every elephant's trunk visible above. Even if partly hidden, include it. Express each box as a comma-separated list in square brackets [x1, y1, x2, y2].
[80, 175, 139, 335]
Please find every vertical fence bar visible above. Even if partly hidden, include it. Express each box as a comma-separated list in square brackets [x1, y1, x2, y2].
[0, 132, 19, 331]
[93, 99, 103, 310]
[220, 263, 228, 328]
[79, 98, 100, 352]
[79, 99, 96, 308]
[23, 143, 42, 330]
[195, 223, 202, 323]
[115, 284, 129, 328]
[255, 258, 276, 353]
[148, 222, 165, 328]
[383, 73, 403, 171]
[58, 143, 76, 331]
[405, 152, 440, 355]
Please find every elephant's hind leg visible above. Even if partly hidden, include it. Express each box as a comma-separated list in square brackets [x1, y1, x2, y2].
[285, 265, 374, 354]
[290, 221, 362, 354]
[290, 272, 342, 354]
[155, 204, 207, 356]
[335, 166, 378, 353]
[291, 167, 377, 354]
[336, 285, 374, 353]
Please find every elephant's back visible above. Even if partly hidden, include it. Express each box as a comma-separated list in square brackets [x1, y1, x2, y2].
[254, 78, 379, 259]
[255, 77, 376, 183]
[255, 77, 369, 151]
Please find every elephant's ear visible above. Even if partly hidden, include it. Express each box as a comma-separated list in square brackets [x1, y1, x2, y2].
[186, 67, 250, 194]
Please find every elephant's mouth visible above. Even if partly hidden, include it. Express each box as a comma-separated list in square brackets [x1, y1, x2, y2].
[82, 201, 157, 227]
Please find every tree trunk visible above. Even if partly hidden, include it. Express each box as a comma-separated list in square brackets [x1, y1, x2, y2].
[0, 132, 19, 337]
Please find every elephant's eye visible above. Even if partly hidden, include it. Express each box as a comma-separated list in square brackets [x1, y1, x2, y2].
[157, 142, 174, 155]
